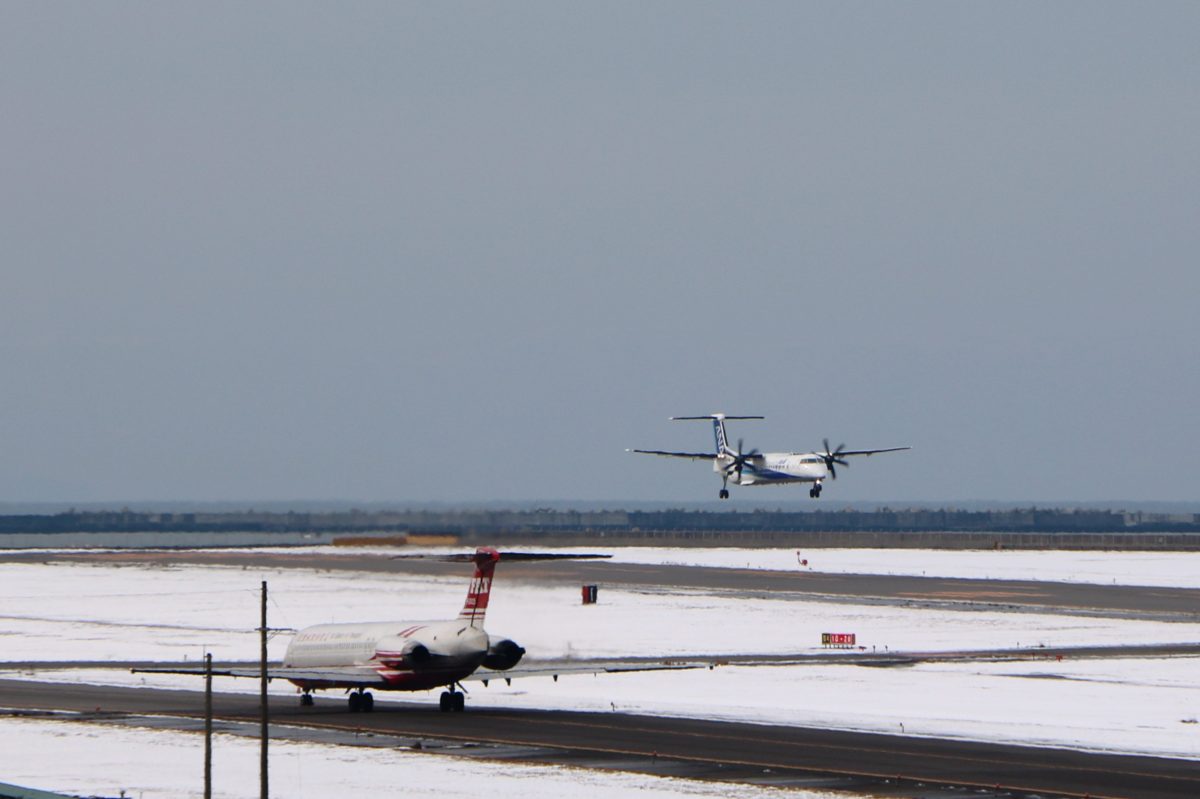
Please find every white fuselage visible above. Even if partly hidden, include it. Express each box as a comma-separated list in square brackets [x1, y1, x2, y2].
[715, 452, 829, 486]
[284, 619, 490, 691]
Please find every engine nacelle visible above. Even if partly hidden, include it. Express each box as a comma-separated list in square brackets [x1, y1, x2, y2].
[404, 642, 431, 665]
[482, 637, 525, 671]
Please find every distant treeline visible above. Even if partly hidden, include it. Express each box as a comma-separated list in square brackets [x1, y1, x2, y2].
[1, 507, 1198, 534]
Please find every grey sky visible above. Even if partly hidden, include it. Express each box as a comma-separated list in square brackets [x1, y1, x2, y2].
[2, 3, 1197, 504]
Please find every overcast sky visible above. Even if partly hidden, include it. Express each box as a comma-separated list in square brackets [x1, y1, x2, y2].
[2, 3, 1197, 505]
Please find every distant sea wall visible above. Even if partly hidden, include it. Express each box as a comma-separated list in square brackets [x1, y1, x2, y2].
[0, 530, 341, 549]
[1, 507, 1198, 533]
[2, 507, 1200, 549]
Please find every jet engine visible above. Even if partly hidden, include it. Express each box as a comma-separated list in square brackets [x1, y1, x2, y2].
[403, 641, 431, 666]
[482, 637, 525, 670]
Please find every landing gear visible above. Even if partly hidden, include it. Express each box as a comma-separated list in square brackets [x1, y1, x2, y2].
[347, 689, 374, 713]
[439, 690, 466, 712]
[809, 483, 823, 498]
[719, 489, 729, 499]
[300, 692, 314, 707]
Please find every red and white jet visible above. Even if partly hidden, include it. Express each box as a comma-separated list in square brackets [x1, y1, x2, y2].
[632, 413, 909, 499]
[139, 547, 699, 712]
[275, 547, 523, 712]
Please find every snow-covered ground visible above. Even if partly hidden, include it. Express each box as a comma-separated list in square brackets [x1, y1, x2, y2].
[1, 557, 1196, 664]
[598, 546, 1200, 589]
[0, 716, 850, 799]
[2, 547, 1200, 797]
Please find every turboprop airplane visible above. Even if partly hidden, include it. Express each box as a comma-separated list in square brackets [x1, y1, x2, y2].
[631, 413, 909, 499]
[136, 548, 703, 713]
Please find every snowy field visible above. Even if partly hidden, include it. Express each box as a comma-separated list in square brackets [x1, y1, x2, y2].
[2, 547, 1200, 797]
[599, 546, 1200, 589]
[0, 716, 850, 799]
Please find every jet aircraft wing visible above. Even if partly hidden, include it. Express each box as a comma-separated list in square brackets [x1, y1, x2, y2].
[135, 658, 715, 688]
[466, 658, 716, 686]
[628, 449, 717, 460]
[133, 664, 389, 686]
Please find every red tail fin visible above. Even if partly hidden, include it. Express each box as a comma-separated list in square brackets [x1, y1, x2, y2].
[458, 547, 500, 626]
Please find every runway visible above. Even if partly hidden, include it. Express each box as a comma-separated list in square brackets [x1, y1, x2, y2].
[10, 548, 1200, 621]
[2, 677, 1198, 799]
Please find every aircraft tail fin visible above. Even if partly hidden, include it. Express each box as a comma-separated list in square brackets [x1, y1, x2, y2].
[458, 547, 500, 627]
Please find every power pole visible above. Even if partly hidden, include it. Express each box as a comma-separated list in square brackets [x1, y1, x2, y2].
[204, 652, 212, 799]
[260, 580, 269, 799]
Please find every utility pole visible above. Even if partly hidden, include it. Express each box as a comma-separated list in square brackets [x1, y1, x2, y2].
[260, 580, 269, 799]
[204, 652, 212, 799]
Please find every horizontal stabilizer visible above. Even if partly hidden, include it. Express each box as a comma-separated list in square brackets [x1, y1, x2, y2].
[391, 552, 613, 562]
[670, 415, 764, 421]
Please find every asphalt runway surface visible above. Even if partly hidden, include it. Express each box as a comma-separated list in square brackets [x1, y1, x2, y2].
[5, 548, 1200, 797]
[4, 678, 1200, 799]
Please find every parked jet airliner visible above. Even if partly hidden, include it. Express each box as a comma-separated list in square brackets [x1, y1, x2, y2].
[137, 548, 700, 712]
[631, 413, 909, 499]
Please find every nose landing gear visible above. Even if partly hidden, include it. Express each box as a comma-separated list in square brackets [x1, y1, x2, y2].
[809, 482, 823, 499]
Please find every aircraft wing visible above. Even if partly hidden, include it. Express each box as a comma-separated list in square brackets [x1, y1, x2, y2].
[135, 659, 713, 688]
[465, 658, 717, 686]
[133, 664, 389, 687]
[837, 446, 911, 457]
[628, 449, 717, 460]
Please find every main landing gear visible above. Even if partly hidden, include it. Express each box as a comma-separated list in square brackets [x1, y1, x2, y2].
[300, 691, 314, 707]
[347, 689, 375, 713]
[439, 688, 466, 712]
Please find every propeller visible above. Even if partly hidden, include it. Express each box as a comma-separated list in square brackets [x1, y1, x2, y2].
[818, 438, 850, 479]
[724, 438, 760, 480]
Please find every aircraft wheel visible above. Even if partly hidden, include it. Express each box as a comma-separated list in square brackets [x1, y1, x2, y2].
[362, 692, 375, 712]
[439, 691, 452, 712]
[348, 692, 362, 713]
[719, 489, 728, 499]
[300, 693, 314, 707]
[452, 691, 465, 712]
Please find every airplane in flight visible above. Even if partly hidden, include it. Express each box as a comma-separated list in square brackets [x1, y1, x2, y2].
[631, 413, 910, 499]
[137, 548, 702, 712]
